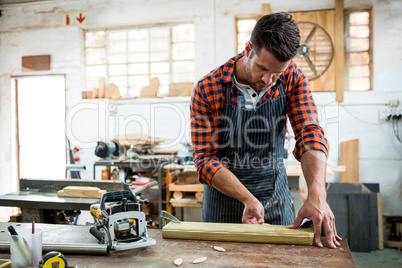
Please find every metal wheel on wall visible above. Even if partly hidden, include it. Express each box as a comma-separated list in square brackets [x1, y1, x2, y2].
[295, 22, 334, 81]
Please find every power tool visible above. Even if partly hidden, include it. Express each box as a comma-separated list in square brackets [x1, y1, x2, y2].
[89, 190, 156, 251]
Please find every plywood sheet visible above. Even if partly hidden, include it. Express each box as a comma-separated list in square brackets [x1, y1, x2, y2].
[162, 222, 314, 245]
[340, 139, 359, 183]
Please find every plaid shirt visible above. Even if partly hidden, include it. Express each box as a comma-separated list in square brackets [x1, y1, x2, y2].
[190, 52, 329, 185]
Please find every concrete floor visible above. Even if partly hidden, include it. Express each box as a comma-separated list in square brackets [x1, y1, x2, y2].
[352, 248, 402, 268]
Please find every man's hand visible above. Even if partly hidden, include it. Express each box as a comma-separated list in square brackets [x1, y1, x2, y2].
[242, 197, 264, 224]
[288, 195, 342, 248]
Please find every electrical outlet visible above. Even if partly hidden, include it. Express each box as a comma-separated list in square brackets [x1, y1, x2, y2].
[379, 108, 402, 121]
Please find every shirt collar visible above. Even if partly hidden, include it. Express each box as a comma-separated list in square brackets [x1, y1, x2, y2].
[220, 52, 244, 84]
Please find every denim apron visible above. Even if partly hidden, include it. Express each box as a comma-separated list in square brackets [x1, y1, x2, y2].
[202, 82, 293, 225]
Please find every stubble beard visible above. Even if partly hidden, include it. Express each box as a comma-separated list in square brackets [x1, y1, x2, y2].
[245, 58, 259, 92]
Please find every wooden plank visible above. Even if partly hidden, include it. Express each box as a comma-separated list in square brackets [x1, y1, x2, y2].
[105, 83, 121, 99]
[326, 182, 362, 193]
[98, 78, 106, 98]
[140, 77, 159, 97]
[168, 82, 194, 96]
[384, 240, 402, 248]
[262, 3, 271, 16]
[340, 139, 359, 183]
[170, 198, 202, 208]
[162, 221, 314, 245]
[369, 193, 379, 251]
[0, 259, 11, 268]
[21, 55, 50, 72]
[377, 193, 384, 250]
[335, 0, 345, 102]
[169, 183, 203, 192]
[57, 186, 106, 198]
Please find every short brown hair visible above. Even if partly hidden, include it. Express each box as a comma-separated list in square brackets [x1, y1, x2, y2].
[250, 12, 300, 62]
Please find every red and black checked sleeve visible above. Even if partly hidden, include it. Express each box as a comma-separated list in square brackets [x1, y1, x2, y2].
[190, 81, 228, 185]
[286, 64, 330, 161]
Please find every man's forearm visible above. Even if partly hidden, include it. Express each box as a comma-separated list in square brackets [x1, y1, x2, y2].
[210, 167, 265, 224]
[300, 150, 327, 199]
[210, 168, 255, 204]
[292, 150, 341, 248]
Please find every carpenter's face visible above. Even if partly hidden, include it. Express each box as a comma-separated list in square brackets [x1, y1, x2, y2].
[244, 44, 290, 92]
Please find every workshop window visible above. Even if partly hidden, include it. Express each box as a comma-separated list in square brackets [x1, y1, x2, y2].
[236, 17, 258, 54]
[236, 10, 373, 92]
[85, 23, 195, 97]
[344, 9, 372, 91]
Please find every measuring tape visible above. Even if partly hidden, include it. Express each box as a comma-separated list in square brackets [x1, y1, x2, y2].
[39, 251, 68, 268]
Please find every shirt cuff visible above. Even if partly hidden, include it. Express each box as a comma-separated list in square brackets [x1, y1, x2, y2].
[195, 159, 228, 185]
[293, 133, 329, 161]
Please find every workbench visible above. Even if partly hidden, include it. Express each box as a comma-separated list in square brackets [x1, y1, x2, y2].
[0, 222, 355, 267]
[161, 164, 345, 225]
[0, 179, 129, 223]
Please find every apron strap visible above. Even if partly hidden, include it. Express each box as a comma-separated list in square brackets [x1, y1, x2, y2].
[224, 83, 232, 104]
[278, 81, 285, 97]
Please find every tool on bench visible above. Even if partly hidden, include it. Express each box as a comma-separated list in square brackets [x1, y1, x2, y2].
[160, 210, 181, 226]
[39, 251, 67, 268]
[89, 190, 155, 251]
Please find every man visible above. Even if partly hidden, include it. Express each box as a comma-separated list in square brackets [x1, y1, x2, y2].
[190, 12, 341, 248]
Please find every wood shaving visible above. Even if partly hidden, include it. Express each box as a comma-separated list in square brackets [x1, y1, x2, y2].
[192, 257, 207, 264]
[174, 258, 183, 266]
[213, 246, 225, 252]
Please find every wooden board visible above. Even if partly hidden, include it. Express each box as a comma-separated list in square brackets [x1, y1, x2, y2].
[168, 82, 193, 96]
[99, 78, 106, 98]
[377, 193, 384, 250]
[0, 223, 356, 267]
[105, 83, 121, 99]
[335, 0, 345, 102]
[162, 222, 314, 245]
[170, 198, 202, 208]
[57, 186, 106, 198]
[0, 259, 11, 268]
[169, 182, 203, 192]
[21, 55, 50, 72]
[262, 3, 271, 15]
[341, 139, 359, 183]
[140, 77, 159, 97]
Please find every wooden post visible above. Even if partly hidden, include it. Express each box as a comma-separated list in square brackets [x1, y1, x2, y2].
[166, 168, 172, 214]
[377, 193, 384, 250]
[335, 0, 345, 102]
[262, 3, 271, 16]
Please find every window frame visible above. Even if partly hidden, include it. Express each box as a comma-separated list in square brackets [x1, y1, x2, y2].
[235, 15, 260, 54]
[84, 22, 195, 97]
[235, 8, 373, 93]
[344, 7, 373, 91]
